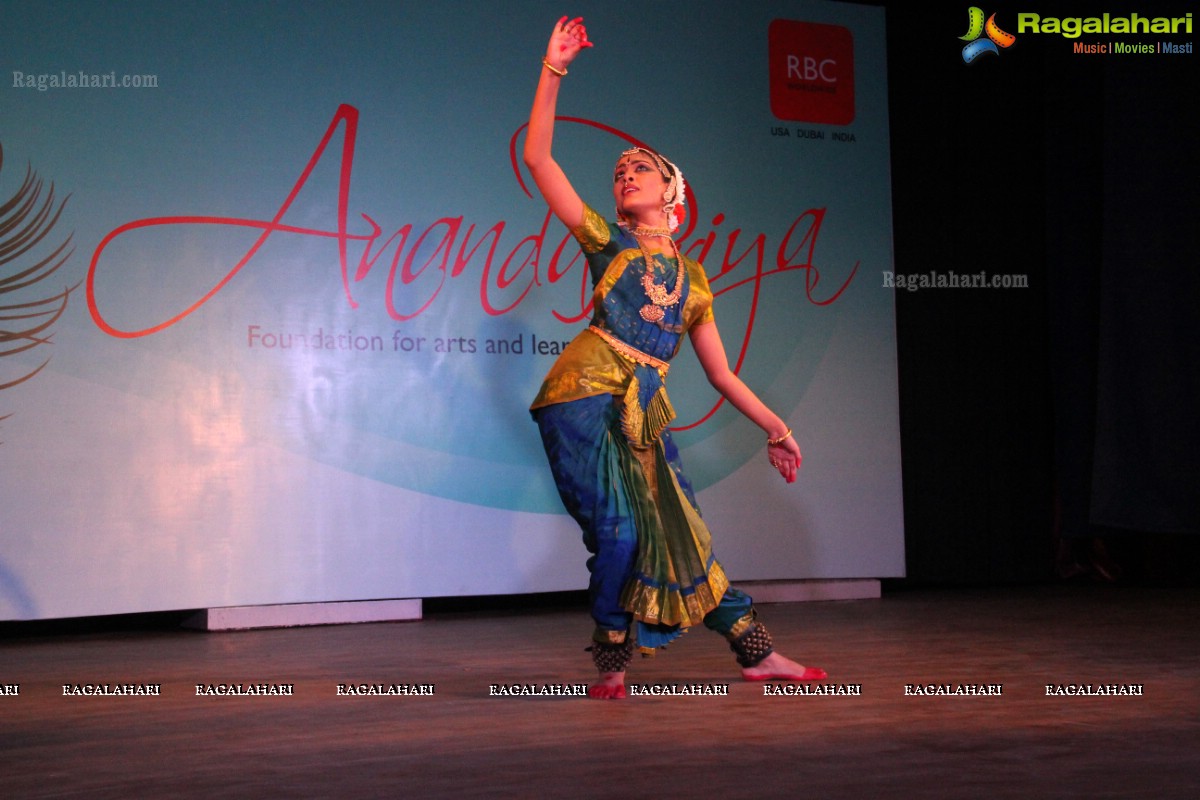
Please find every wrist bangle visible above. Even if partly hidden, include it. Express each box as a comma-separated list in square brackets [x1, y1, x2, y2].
[542, 58, 567, 77]
[767, 428, 793, 447]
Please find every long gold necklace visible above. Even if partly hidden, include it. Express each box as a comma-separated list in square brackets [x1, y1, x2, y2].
[633, 225, 684, 324]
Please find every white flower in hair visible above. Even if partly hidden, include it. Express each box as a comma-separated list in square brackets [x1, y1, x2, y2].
[663, 158, 686, 233]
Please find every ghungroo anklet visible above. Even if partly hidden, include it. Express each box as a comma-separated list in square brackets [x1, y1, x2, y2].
[728, 622, 775, 668]
[588, 640, 634, 673]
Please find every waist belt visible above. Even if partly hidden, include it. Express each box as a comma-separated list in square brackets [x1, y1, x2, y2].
[587, 325, 670, 373]
[587, 325, 675, 447]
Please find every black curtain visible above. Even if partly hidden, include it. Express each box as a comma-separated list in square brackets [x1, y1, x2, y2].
[880, 2, 1198, 584]
[1087, 53, 1200, 535]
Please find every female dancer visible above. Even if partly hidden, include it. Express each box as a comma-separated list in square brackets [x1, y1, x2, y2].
[525, 16, 825, 698]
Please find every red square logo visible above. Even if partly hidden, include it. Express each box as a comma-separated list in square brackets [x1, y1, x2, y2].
[769, 20, 855, 125]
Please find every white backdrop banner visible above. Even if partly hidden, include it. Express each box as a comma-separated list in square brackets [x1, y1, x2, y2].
[1, 0, 902, 620]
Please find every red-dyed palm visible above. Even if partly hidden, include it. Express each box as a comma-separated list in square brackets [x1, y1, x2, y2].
[543, 15, 594, 72]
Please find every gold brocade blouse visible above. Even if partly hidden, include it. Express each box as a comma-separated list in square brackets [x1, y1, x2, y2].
[530, 204, 715, 411]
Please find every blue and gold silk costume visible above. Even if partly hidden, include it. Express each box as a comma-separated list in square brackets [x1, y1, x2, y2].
[531, 204, 755, 654]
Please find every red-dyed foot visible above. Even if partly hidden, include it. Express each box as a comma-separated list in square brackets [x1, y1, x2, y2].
[741, 652, 827, 682]
[588, 671, 626, 699]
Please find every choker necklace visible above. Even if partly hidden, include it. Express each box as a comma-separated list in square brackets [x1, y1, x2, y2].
[632, 226, 684, 324]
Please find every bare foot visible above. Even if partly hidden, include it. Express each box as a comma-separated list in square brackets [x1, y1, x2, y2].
[741, 651, 827, 682]
[588, 670, 626, 699]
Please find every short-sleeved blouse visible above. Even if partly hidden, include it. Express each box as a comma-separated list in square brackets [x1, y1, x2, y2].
[530, 204, 714, 411]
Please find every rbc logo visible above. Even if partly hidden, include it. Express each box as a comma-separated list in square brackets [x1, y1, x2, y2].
[787, 55, 838, 83]
[769, 20, 855, 125]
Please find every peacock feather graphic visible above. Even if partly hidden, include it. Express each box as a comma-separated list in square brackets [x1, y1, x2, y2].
[0, 142, 78, 430]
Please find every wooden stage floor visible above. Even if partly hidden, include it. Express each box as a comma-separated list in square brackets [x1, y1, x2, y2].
[3, 585, 1198, 799]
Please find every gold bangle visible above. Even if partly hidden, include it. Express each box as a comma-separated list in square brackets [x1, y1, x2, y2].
[542, 58, 567, 77]
[767, 428, 793, 447]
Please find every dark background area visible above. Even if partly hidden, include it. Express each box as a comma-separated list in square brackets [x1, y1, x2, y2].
[877, 1, 1198, 586]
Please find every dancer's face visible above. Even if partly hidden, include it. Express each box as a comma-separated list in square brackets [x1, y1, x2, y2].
[613, 152, 669, 221]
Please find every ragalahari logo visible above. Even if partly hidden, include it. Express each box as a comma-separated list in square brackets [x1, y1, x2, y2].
[959, 7, 1017, 63]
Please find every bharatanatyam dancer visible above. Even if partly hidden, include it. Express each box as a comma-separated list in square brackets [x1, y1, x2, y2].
[525, 16, 826, 699]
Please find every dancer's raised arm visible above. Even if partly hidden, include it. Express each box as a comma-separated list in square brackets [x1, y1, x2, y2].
[523, 16, 593, 229]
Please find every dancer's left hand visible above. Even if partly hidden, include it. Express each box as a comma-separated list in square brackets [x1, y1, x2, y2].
[768, 436, 801, 483]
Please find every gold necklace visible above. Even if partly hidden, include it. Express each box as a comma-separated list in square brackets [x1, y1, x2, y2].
[632, 226, 684, 324]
